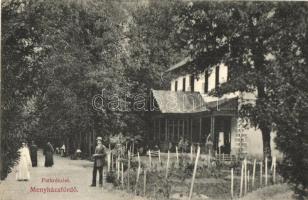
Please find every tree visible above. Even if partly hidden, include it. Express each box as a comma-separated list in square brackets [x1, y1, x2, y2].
[268, 3, 308, 196]
[30, 0, 129, 154]
[1, 0, 49, 179]
[175, 1, 308, 195]
[175, 1, 284, 160]
[124, 0, 185, 144]
[1, 0, 129, 177]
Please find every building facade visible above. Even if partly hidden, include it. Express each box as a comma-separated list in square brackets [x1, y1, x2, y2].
[151, 58, 280, 158]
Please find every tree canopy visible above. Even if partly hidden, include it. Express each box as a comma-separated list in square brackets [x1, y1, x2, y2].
[1, 0, 307, 196]
[1, 0, 181, 179]
[174, 1, 308, 195]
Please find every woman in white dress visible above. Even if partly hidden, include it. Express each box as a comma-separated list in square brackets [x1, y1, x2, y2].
[16, 142, 32, 181]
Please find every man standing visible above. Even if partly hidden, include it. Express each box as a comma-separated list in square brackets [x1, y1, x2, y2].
[29, 141, 38, 167]
[90, 137, 106, 187]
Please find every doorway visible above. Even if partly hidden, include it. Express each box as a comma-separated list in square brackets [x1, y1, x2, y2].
[213, 116, 231, 154]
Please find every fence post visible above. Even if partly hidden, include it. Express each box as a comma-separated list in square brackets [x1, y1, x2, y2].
[117, 158, 120, 180]
[128, 150, 131, 191]
[260, 161, 263, 187]
[265, 157, 268, 186]
[252, 159, 256, 188]
[135, 156, 141, 195]
[158, 149, 161, 164]
[137, 152, 141, 182]
[240, 161, 244, 197]
[190, 145, 193, 162]
[176, 146, 179, 164]
[107, 152, 111, 172]
[247, 170, 250, 192]
[244, 158, 247, 194]
[111, 152, 114, 171]
[207, 150, 211, 166]
[189, 146, 200, 200]
[148, 150, 152, 169]
[165, 150, 170, 178]
[121, 162, 124, 188]
[143, 169, 147, 196]
[272, 156, 276, 184]
[231, 168, 234, 199]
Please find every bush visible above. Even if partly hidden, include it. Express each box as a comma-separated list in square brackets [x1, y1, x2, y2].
[106, 171, 117, 185]
[275, 112, 308, 198]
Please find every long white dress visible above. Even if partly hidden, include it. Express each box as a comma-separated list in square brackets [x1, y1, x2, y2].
[16, 147, 32, 180]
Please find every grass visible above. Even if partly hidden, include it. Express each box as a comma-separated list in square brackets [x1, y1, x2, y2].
[241, 183, 296, 200]
[108, 156, 292, 200]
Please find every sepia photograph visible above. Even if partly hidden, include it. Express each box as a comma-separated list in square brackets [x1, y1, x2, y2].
[0, 0, 307, 200]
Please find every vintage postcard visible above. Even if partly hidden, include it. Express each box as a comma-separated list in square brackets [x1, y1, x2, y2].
[1, 0, 307, 200]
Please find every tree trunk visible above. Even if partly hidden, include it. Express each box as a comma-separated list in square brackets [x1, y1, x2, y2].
[250, 16, 273, 163]
[260, 123, 272, 162]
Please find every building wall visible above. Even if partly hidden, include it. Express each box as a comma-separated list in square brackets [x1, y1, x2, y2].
[171, 74, 190, 91]
[169, 63, 281, 158]
[233, 119, 282, 159]
[171, 64, 228, 94]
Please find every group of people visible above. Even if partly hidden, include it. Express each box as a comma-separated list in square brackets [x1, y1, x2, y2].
[16, 141, 55, 181]
[15, 136, 109, 187]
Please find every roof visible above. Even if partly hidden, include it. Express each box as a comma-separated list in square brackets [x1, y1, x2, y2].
[152, 89, 238, 114]
[205, 97, 238, 111]
[151, 90, 208, 113]
[166, 56, 192, 72]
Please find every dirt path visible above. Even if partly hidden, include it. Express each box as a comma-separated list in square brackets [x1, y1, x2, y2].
[0, 150, 140, 200]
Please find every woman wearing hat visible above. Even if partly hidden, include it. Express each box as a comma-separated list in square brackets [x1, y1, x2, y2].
[16, 142, 32, 181]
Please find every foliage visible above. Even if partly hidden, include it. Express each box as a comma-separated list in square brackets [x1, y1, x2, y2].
[267, 3, 308, 197]
[106, 171, 117, 185]
[175, 1, 281, 159]
[174, 1, 308, 195]
[1, 0, 183, 179]
[3, 1, 306, 196]
[1, 0, 50, 179]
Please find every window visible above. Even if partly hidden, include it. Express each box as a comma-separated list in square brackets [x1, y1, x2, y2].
[204, 70, 209, 93]
[175, 81, 178, 91]
[215, 65, 220, 88]
[190, 75, 194, 92]
[183, 78, 186, 91]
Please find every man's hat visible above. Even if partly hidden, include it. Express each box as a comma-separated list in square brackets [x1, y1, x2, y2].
[96, 136, 102, 141]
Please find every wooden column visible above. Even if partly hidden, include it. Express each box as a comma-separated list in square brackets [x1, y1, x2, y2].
[199, 118, 202, 141]
[153, 119, 156, 141]
[210, 116, 215, 150]
[165, 119, 168, 141]
[158, 119, 161, 142]
[172, 120, 175, 142]
[177, 120, 180, 140]
[190, 119, 193, 143]
[183, 120, 185, 138]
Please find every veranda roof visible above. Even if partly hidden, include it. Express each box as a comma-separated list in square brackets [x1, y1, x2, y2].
[151, 89, 238, 114]
[151, 89, 208, 114]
